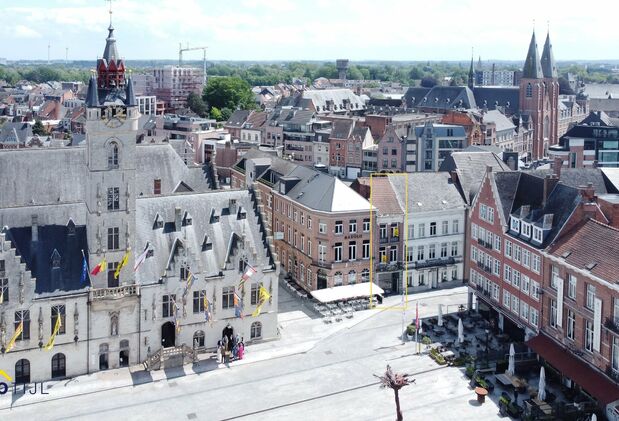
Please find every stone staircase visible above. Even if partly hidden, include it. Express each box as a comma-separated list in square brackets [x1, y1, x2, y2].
[143, 344, 197, 371]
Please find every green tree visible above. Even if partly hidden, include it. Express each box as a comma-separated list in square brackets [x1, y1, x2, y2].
[32, 120, 46, 135]
[220, 107, 233, 122]
[187, 92, 208, 117]
[209, 106, 223, 121]
[202, 77, 255, 111]
[420, 75, 438, 88]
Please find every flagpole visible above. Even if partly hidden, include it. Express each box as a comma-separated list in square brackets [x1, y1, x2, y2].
[81, 249, 92, 288]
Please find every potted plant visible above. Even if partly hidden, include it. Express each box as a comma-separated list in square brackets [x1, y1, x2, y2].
[422, 336, 432, 351]
[465, 365, 475, 379]
[406, 324, 416, 341]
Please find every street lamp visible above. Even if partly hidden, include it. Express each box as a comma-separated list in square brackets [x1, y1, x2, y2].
[484, 329, 490, 368]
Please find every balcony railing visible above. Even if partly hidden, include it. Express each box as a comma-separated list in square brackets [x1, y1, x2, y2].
[605, 317, 619, 335]
[379, 236, 388, 244]
[390, 236, 400, 243]
[477, 238, 492, 249]
[412, 256, 460, 269]
[90, 285, 140, 301]
[376, 262, 402, 272]
[607, 364, 619, 383]
[476, 260, 493, 273]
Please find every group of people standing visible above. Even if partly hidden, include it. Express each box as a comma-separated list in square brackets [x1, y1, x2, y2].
[217, 326, 245, 364]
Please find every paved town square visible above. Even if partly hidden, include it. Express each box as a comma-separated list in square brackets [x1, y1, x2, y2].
[0, 286, 507, 421]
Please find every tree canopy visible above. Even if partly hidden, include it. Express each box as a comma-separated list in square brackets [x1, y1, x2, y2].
[202, 76, 255, 112]
[186, 92, 208, 117]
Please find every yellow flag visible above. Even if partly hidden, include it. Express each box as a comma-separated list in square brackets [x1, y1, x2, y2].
[252, 286, 271, 317]
[114, 251, 130, 279]
[5, 321, 24, 353]
[44, 316, 62, 351]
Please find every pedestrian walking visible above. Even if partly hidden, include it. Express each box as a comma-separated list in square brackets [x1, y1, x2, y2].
[216, 340, 222, 363]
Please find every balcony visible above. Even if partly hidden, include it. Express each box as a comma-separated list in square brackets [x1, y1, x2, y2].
[607, 365, 619, 382]
[390, 236, 400, 243]
[477, 238, 492, 249]
[605, 317, 619, 335]
[376, 262, 402, 272]
[412, 256, 460, 269]
[90, 285, 140, 301]
[379, 236, 388, 244]
[476, 260, 493, 274]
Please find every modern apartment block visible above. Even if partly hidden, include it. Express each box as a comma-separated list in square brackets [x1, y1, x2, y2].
[406, 122, 467, 172]
[152, 66, 204, 113]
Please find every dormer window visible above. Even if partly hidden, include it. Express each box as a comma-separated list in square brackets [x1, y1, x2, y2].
[510, 217, 520, 233]
[67, 219, 76, 236]
[153, 214, 163, 229]
[533, 227, 543, 243]
[238, 207, 247, 220]
[210, 209, 220, 223]
[182, 212, 192, 226]
[202, 235, 212, 251]
[521, 223, 531, 238]
[51, 249, 61, 269]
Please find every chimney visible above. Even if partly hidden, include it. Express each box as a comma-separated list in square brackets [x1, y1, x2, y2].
[579, 182, 596, 203]
[542, 214, 554, 230]
[175, 207, 182, 230]
[520, 205, 530, 219]
[486, 165, 493, 173]
[553, 157, 563, 177]
[542, 174, 559, 208]
[450, 170, 458, 184]
[229, 198, 237, 214]
[31, 214, 39, 242]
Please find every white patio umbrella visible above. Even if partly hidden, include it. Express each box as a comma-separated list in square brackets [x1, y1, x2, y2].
[537, 366, 546, 401]
[591, 414, 597, 421]
[507, 343, 515, 377]
[458, 318, 464, 343]
[438, 304, 444, 327]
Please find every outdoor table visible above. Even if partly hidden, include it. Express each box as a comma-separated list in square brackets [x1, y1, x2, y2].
[532, 398, 552, 415]
[495, 373, 513, 387]
[434, 330, 445, 337]
[475, 387, 488, 404]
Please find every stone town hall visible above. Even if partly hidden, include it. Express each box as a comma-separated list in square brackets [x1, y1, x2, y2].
[0, 24, 278, 383]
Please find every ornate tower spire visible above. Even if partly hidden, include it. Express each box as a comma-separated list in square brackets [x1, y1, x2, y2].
[468, 48, 475, 90]
[522, 31, 543, 79]
[541, 31, 558, 79]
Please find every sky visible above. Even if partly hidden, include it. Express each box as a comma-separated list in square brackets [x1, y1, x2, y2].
[1, 0, 618, 62]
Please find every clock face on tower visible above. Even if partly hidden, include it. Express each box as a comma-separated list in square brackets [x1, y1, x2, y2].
[102, 106, 127, 128]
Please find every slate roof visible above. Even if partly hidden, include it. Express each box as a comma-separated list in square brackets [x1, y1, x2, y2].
[473, 87, 520, 115]
[540, 33, 558, 79]
[438, 151, 510, 204]
[390, 172, 466, 214]
[483, 109, 516, 133]
[0, 122, 33, 144]
[493, 172, 521, 223]
[6, 223, 89, 294]
[135, 190, 273, 284]
[548, 219, 619, 282]
[404, 86, 476, 110]
[367, 177, 403, 216]
[330, 119, 354, 139]
[225, 110, 251, 128]
[523, 31, 543, 79]
[527, 168, 608, 195]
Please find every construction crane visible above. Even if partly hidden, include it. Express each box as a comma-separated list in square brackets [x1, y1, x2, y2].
[179, 43, 208, 85]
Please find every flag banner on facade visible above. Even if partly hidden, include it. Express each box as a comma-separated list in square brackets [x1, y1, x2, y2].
[114, 250, 130, 279]
[172, 297, 181, 334]
[415, 302, 419, 329]
[233, 292, 244, 318]
[252, 286, 271, 317]
[44, 316, 62, 351]
[5, 321, 23, 353]
[80, 255, 89, 285]
[90, 258, 107, 276]
[134, 242, 151, 271]
[204, 295, 213, 326]
[182, 271, 194, 297]
[239, 264, 257, 289]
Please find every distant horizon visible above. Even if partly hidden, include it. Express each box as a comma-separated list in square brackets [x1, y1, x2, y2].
[2, 0, 619, 62]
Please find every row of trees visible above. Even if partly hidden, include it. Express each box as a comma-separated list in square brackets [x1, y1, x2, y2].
[0, 65, 91, 85]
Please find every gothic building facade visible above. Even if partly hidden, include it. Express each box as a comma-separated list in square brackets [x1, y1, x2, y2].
[0, 24, 278, 383]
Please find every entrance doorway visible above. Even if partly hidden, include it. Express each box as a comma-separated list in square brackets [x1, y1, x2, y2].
[119, 339, 129, 367]
[161, 322, 176, 348]
[317, 270, 327, 289]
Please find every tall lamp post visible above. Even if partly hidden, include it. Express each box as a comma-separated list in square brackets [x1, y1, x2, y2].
[484, 328, 490, 368]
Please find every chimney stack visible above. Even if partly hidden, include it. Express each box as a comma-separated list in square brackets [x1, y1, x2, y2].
[552, 157, 563, 178]
[579, 182, 596, 203]
[175, 207, 182, 230]
[542, 174, 559, 208]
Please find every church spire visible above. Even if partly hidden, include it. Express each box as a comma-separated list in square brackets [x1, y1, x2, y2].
[541, 31, 558, 79]
[522, 31, 543, 79]
[467, 49, 475, 89]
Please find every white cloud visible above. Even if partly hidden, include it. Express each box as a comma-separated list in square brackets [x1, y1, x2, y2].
[13, 25, 42, 39]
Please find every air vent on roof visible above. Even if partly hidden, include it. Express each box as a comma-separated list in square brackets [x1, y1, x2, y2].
[585, 262, 597, 271]
[561, 250, 572, 259]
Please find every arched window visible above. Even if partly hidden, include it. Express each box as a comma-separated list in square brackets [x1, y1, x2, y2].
[119, 339, 129, 367]
[193, 330, 205, 348]
[108, 142, 119, 169]
[348, 270, 357, 284]
[334, 272, 343, 286]
[361, 269, 370, 282]
[543, 116, 550, 140]
[51, 353, 66, 378]
[526, 83, 533, 98]
[15, 359, 30, 384]
[250, 321, 262, 339]
[99, 343, 109, 370]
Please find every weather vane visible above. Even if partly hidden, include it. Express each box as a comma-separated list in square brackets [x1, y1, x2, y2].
[105, 0, 114, 26]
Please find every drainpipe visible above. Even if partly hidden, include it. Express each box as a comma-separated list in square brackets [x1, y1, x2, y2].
[87, 299, 91, 374]
[138, 289, 142, 364]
